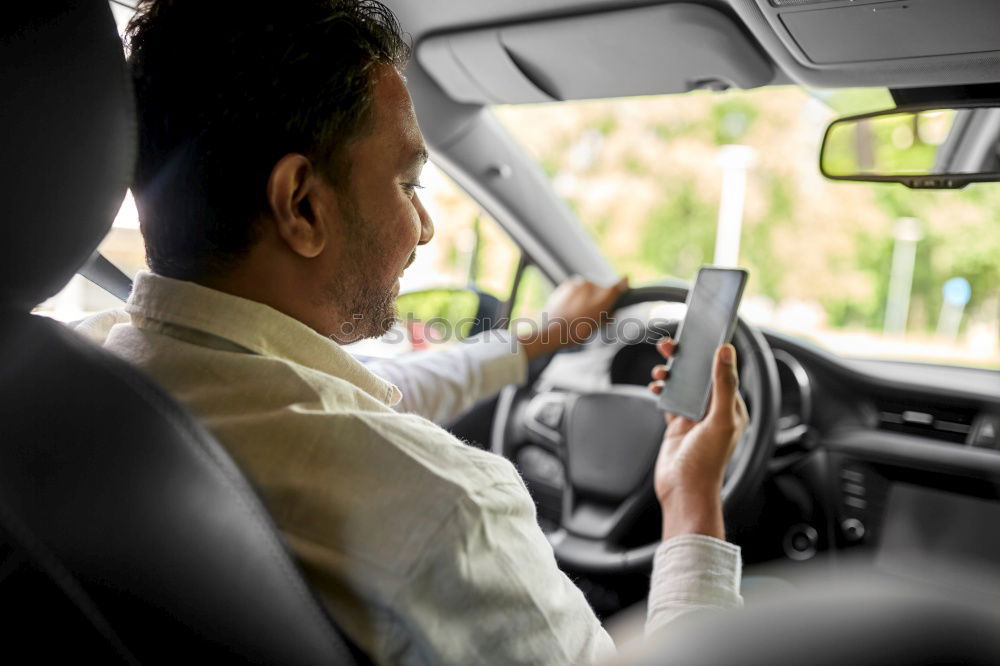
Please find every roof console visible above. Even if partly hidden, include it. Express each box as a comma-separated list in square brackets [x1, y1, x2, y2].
[731, 0, 1000, 88]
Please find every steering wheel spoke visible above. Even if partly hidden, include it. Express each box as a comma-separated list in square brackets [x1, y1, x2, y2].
[560, 482, 653, 541]
[522, 391, 576, 451]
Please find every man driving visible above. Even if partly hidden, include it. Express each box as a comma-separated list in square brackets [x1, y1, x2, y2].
[93, 1, 749, 663]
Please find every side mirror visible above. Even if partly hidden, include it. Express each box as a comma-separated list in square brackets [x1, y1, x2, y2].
[396, 287, 503, 349]
[820, 102, 1000, 188]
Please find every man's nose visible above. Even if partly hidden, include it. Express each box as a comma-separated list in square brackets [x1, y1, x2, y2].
[414, 193, 434, 245]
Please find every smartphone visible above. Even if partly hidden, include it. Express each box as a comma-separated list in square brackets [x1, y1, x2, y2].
[658, 266, 748, 421]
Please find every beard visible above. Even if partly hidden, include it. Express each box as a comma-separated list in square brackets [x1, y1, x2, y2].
[329, 279, 397, 344]
[322, 196, 414, 345]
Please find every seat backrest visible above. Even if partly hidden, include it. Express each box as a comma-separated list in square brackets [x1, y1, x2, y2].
[0, 3, 361, 662]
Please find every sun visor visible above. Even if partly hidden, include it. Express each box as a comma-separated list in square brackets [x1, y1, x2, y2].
[417, 4, 774, 105]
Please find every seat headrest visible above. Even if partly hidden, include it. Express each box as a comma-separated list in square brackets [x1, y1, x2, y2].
[0, 1, 135, 310]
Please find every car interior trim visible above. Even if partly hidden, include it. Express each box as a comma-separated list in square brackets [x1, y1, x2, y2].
[825, 429, 1000, 481]
[731, 0, 1000, 88]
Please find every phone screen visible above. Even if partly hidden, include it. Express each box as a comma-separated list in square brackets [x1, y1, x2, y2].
[658, 267, 748, 421]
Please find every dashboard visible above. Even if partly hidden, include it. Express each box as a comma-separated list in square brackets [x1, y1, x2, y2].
[509, 308, 1000, 590]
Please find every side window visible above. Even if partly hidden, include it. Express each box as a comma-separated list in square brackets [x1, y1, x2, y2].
[400, 161, 520, 298]
[33, 191, 146, 322]
[509, 264, 554, 333]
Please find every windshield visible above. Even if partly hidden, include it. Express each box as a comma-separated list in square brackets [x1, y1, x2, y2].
[494, 87, 1000, 370]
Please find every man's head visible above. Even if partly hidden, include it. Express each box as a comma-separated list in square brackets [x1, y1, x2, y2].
[127, 0, 433, 341]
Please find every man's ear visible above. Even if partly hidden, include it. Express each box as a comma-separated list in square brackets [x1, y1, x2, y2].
[266, 153, 332, 259]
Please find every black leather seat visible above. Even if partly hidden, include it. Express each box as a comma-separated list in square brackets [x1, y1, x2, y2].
[0, 3, 362, 662]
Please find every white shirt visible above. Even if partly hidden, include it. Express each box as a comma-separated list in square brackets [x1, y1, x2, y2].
[364, 331, 526, 426]
[79, 271, 742, 665]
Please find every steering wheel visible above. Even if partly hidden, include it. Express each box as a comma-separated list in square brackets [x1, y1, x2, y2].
[492, 285, 780, 573]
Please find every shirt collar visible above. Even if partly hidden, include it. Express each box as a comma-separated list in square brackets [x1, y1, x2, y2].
[125, 271, 402, 407]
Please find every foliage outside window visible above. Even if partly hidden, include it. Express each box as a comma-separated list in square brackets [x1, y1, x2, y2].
[495, 88, 999, 369]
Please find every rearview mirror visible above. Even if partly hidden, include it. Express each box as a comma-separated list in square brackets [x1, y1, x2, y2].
[820, 102, 1000, 188]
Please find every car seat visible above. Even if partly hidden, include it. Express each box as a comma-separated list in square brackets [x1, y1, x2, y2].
[0, 3, 365, 662]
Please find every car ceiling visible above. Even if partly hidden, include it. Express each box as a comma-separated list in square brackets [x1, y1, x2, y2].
[382, 0, 1000, 103]
[110, 1, 1000, 102]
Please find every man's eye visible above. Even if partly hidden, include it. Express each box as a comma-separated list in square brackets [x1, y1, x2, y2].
[402, 182, 425, 195]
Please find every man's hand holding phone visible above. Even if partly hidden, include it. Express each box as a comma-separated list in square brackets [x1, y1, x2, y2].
[648, 338, 749, 541]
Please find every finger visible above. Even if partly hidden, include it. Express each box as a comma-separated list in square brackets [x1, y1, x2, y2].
[656, 337, 676, 360]
[650, 364, 669, 381]
[647, 380, 664, 395]
[707, 344, 739, 418]
[664, 412, 695, 432]
[614, 276, 629, 293]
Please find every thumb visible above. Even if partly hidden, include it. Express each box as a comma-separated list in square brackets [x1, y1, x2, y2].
[708, 344, 739, 417]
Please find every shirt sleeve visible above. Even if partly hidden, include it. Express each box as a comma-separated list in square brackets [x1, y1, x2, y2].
[365, 330, 528, 425]
[644, 534, 744, 635]
[387, 481, 616, 666]
[71, 308, 130, 345]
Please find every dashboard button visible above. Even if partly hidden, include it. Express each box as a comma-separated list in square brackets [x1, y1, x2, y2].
[842, 518, 866, 543]
[842, 482, 865, 496]
[783, 524, 818, 561]
[840, 468, 865, 483]
[844, 496, 867, 510]
[537, 402, 564, 429]
[971, 415, 999, 449]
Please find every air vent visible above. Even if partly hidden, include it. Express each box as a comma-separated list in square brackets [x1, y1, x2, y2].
[874, 398, 978, 444]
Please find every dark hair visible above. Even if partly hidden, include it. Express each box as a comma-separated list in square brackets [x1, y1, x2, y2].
[126, 0, 409, 280]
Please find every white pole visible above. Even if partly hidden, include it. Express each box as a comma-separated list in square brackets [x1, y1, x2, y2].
[714, 145, 756, 267]
[936, 303, 965, 341]
[884, 217, 923, 335]
[936, 277, 972, 341]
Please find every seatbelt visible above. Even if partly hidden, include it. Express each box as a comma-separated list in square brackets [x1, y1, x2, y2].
[79, 252, 133, 302]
